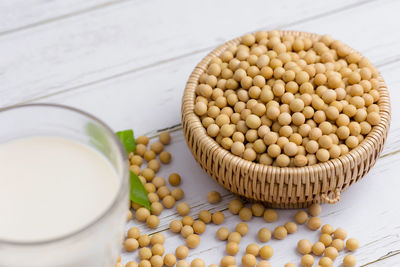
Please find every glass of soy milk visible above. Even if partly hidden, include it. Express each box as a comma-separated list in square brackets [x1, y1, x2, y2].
[0, 104, 130, 267]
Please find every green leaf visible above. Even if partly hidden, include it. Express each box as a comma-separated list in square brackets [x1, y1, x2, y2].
[86, 122, 112, 157]
[130, 171, 151, 209]
[116, 129, 150, 209]
[116, 129, 136, 154]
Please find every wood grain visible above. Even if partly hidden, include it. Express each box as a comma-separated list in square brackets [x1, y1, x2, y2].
[0, 0, 128, 35]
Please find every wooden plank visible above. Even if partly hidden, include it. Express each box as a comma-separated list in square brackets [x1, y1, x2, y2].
[32, 53, 205, 134]
[0, 0, 127, 35]
[2, 1, 400, 265]
[120, 130, 400, 266]
[0, 0, 379, 107]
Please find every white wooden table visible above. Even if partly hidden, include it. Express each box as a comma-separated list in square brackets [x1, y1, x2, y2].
[2, 0, 400, 266]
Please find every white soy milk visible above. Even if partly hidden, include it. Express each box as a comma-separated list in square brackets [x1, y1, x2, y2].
[0, 136, 120, 243]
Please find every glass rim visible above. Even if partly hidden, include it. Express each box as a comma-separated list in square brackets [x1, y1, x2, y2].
[0, 103, 129, 246]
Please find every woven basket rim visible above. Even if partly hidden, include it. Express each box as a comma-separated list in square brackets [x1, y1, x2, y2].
[182, 30, 391, 178]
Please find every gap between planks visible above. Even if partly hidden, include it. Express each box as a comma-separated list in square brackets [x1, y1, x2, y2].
[360, 249, 400, 266]
[0, 0, 376, 37]
[5, 0, 381, 107]
[0, 0, 132, 36]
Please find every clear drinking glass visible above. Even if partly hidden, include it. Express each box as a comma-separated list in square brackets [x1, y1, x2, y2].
[0, 104, 129, 267]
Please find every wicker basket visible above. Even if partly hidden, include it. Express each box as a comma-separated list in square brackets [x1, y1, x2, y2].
[181, 30, 391, 208]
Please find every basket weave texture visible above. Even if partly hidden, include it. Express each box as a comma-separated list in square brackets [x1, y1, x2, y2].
[181, 31, 391, 208]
